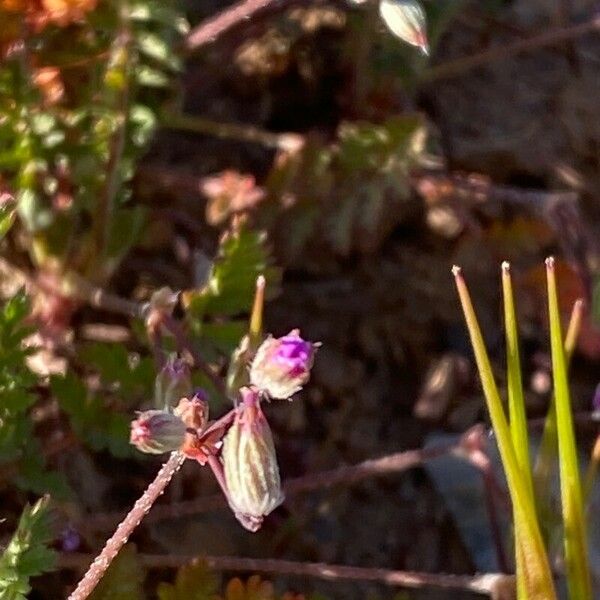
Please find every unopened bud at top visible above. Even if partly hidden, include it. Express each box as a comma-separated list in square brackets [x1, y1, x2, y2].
[130, 410, 186, 454]
[222, 387, 284, 531]
[379, 0, 429, 55]
[154, 356, 192, 409]
[250, 329, 316, 399]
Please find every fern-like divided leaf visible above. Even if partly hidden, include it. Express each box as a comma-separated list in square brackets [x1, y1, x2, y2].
[183, 223, 280, 320]
[182, 220, 280, 362]
[50, 372, 132, 459]
[0, 497, 56, 600]
[262, 114, 426, 264]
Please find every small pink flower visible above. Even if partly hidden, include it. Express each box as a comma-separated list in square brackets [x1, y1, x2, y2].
[250, 329, 316, 399]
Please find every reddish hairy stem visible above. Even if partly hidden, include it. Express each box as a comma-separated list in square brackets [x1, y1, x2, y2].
[60, 553, 515, 596]
[88, 442, 455, 529]
[185, 0, 278, 51]
[67, 452, 186, 600]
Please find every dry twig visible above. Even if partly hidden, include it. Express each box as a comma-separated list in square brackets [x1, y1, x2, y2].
[60, 553, 516, 597]
[425, 16, 600, 81]
[87, 442, 456, 529]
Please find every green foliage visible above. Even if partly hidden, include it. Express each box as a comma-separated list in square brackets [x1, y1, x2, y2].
[455, 261, 598, 599]
[546, 261, 591, 599]
[0, 0, 186, 281]
[88, 544, 144, 600]
[262, 115, 426, 265]
[183, 221, 281, 360]
[50, 372, 132, 458]
[0, 497, 56, 600]
[0, 292, 68, 496]
[79, 342, 155, 404]
[454, 266, 556, 599]
[501, 265, 534, 597]
[51, 341, 154, 458]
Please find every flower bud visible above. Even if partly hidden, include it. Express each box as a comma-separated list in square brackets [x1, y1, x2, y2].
[130, 410, 186, 454]
[222, 388, 284, 531]
[379, 0, 429, 55]
[154, 356, 192, 409]
[250, 329, 316, 399]
[174, 390, 214, 463]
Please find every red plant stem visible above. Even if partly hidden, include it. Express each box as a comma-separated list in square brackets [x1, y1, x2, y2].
[60, 553, 515, 596]
[88, 442, 455, 529]
[185, 0, 278, 51]
[67, 452, 186, 600]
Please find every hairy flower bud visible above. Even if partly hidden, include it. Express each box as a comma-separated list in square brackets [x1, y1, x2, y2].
[250, 329, 316, 399]
[222, 388, 284, 531]
[154, 356, 192, 409]
[175, 390, 217, 464]
[379, 0, 429, 55]
[130, 410, 186, 454]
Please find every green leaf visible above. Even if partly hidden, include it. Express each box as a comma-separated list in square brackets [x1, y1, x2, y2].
[533, 298, 583, 538]
[79, 342, 154, 402]
[129, 1, 189, 33]
[88, 544, 144, 600]
[106, 206, 147, 263]
[51, 372, 133, 458]
[183, 223, 280, 320]
[135, 65, 171, 88]
[16, 189, 54, 232]
[16, 442, 71, 499]
[0, 204, 16, 240]
[0, 497, 56, 600]
[502, 263, 533, 492]
[136, 32, 180, 71]
[157, 559, 219, 600]
[453, 266, 556, 600]
[501, 263, 534, 598]
[546, 258, 592, 599]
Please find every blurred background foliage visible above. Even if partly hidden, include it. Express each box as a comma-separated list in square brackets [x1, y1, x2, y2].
[0, 0, 599, 597]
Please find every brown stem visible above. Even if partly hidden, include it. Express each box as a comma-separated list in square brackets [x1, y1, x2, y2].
[165, 113, 303, 151]
[425, 16, 600, 82]
[87, 442, 455, 529]
[60, 553, 515, 596]
[62, 271, 145, 318]
[67, 452, 186, 600]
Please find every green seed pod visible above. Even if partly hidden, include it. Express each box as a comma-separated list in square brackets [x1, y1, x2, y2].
[379, 0, 429, 55]
[222, 388, 284, 531]
[130, 410, 186, 454]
